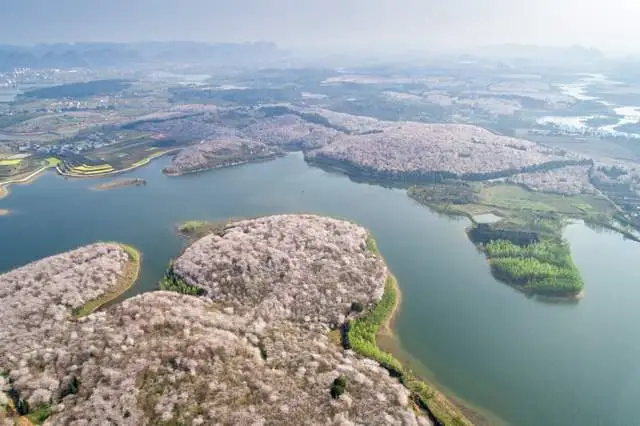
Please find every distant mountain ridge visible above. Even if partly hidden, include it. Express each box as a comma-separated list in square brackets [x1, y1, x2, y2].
[0, 41, 285, 71]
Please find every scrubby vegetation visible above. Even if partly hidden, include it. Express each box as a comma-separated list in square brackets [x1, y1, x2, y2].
[350, 301, 364, 313]
[24, 404, 53, 424]
[409, 182, 481, 206]
[177, 220, 209, 234]
[330, 375, 347, 399]
[486, 239, 571, 266]
[484, 239, 584, 297]
[159, 267, 205, 296]
[176, 219, 232, 242]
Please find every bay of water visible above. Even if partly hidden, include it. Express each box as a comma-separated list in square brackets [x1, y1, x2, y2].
[1, 153, 640, 426]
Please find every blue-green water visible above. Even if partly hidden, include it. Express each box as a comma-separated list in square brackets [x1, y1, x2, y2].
[2, 153, 640, 426]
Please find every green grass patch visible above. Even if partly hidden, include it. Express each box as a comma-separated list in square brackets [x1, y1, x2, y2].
[24, 405, 53, 424]
[485, 239, 583, 297]
[347, 275, 471, 426]
[410, 182, 615, 224]
[176, 219, 236, 241]
[73, 243, 141, 317]
[365, 234, 378, 254]
[45, 157, 60, 167]
[178, 220, 209, 234]
[480, 184, 614, 217]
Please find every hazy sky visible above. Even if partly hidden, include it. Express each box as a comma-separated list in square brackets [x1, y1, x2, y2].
[2, 0, 640, 53]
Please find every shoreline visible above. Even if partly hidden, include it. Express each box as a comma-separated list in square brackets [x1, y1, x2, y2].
[377, 272, 505, 426]
[72, 243, 141, 317]
[348, 240, 473, 426]
[378, 275, 489, 426]
[305, 154, 589, 185]
[0, 165, 50, 193]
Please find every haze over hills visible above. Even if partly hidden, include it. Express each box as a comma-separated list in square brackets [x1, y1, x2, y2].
[0, 41, 627, 75]
[0, 42, 284, 71]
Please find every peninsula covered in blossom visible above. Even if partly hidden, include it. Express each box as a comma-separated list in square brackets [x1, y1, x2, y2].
[0, 216, 468, 425]
[163, 137, 280, 176]
[306, 122, 588, 182]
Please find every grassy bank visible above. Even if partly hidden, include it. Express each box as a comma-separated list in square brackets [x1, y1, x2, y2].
[176, 220, 231, 242]
[409, 183, 615, 222]
[73, 244, 141, 317]
[347, 275, 472, 426]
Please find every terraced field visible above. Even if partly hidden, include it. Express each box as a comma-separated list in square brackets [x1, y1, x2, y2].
[58, 149, 175, 177]
[0, 159, 22, 166]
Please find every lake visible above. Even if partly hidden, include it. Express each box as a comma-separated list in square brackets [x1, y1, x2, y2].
[1, 153, 640, 426]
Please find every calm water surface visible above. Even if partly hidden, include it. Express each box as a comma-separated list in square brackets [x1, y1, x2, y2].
[1, 153, 640, 426]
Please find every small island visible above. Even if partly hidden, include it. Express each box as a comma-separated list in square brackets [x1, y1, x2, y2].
[468, 223, 583, 299]
[93, 178, 147, 191]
